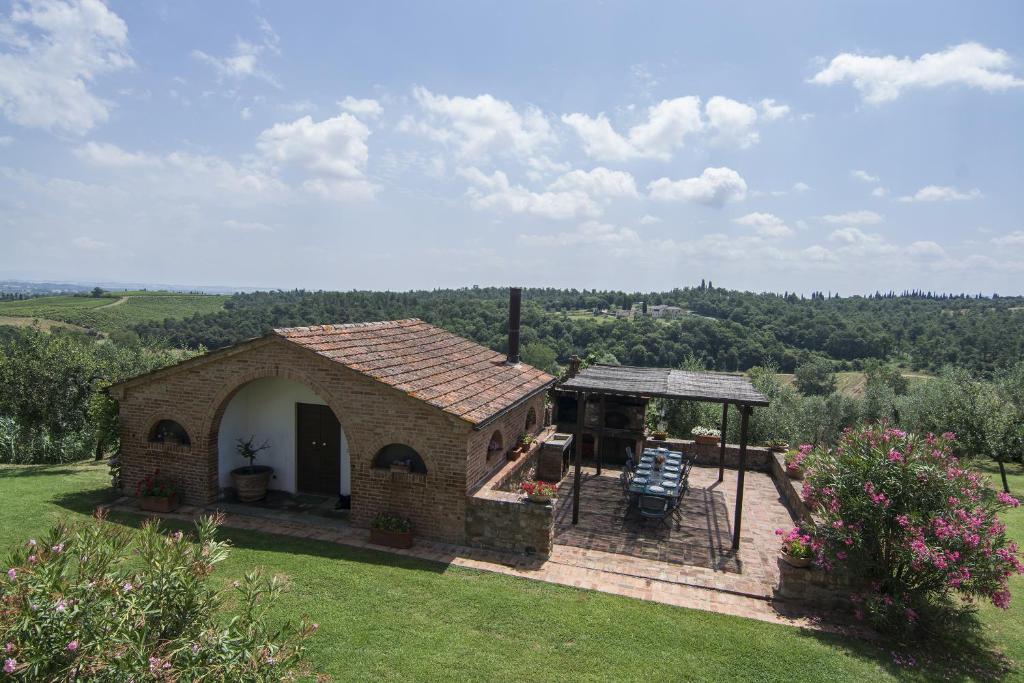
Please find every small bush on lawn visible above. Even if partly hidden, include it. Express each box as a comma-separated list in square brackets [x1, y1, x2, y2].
[1, 512, 316, 681]
[801, 424, 1024, 633]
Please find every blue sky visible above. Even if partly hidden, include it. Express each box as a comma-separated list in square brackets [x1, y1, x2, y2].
[1, 0, 1022, 294]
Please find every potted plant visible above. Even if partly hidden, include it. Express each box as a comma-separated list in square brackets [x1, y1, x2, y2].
[135, 470, 180, 513]
[767, 439, 790, 453]
[650, 429, 668, 441]
[777, 527, 814, 568]
[509, 433, 534, 460]
[369, 512, 413, 549]
[691, 426, 721, 446]
[231, 436, 273, 502]
[784, 445, 811, 480]
[520, 480, 557, 504]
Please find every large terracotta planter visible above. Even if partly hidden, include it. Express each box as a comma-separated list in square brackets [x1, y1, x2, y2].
[370, 527, 413, 549]
[786, 464, 805, 480]
[139, 493, 179, 513]
[780, 550, 812, 568]
[231, 466, 273, 502]
[694, 435, 720, 446]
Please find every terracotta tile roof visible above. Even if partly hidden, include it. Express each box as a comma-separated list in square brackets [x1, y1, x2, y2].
[273, 319, 557, 426]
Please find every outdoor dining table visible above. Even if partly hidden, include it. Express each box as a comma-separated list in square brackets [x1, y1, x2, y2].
[628, 458, 685, 498]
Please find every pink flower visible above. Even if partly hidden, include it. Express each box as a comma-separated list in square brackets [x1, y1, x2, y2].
[55, 599, 67, 612]
[122, 582, 133, 593]
[6, 568, 14, 581]
[3, 644, 11, 654]
[992, 590, 1012, 609]
[3, 658, 15, 673]
[52, 543, 63, 554]
[311, 623, 319, 632]
[997, 491, 1020, 508]
[27, 555, 36, 564]
[941, 431, 956, 441]
[887, 448, 903, 463]
[66, 640, 78, 652]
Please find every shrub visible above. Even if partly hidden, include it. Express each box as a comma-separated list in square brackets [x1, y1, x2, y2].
[802, 424, 1024, 632]
[794, 358, 838, 396]
[371, 513, 412, 533]
[0, 512, 315, 680]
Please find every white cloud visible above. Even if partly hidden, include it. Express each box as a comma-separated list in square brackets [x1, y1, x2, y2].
[705, 96, 759, 148]
[851, 169, 879, 183]
[548, 167, 638, 199]
[871, 186, 889, 198]
[518, 220, 640, 253]
[829, 227, 896, 254]
[907, 240, 946, 257]
[402, 87, 554, 163]
[898, 185, 982, 202]
[257, 113, 371, 179]
[240, 106, 252, 120]
[792, 181, 811, 193]
[191, 17, 279, 84]
[639, 214, 661, 225]
[991, 230, 1024, 246]
[0, 0, 133, 134]
[223, 219, 272, 233]
[300, 178, 378, 201]
[0, 135, 12, 146]
[734, 212, 794, 237]
[759, 98, 790, 121]
[74, 141, 160, 167]
[811, 42, 1024, 104]
[459, 167, 599, 220]
[820, 210, 884, 225]
[562, 96, 703, 161]
[647, 167, 747, 206]
[339, 96, 382, 118]
[72, 235, 110, 250]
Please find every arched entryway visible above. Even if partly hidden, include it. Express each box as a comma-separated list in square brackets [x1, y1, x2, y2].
[215, 377, 351, 498]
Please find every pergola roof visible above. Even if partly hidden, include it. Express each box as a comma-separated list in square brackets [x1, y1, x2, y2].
[559, 364, 769, 407]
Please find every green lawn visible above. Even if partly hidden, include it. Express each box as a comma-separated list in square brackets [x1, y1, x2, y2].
[0, 293, 228, 335]
[2, 461, 1023, 681]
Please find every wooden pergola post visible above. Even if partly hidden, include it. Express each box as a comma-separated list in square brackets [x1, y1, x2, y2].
[572, 391, 586, 525]
[731, 404, 752, 550]
[717, 402, 729, 482]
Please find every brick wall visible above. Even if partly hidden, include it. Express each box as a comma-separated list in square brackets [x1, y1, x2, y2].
[644, 437, 772, 471]
[112, 337, 487, 544]
[465, 394, 547, 492]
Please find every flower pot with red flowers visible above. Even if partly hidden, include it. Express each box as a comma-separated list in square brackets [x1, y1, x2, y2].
[369, 513, 413, 549]
[231, 436, 274, 502]
[777, 527, 814, 568]
[691, 426, 721, 446]
[520, 480, 557, 504]
[136, 470, 180, 513]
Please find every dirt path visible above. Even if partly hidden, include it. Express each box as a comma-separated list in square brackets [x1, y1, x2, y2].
[94, 296, 129, 309]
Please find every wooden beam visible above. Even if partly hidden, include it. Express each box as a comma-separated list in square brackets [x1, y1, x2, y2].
[718, 402, 729, 482]
[596, 395, 606, 475]
[572, 391, 586, 525]
[731, 405, 752, 550]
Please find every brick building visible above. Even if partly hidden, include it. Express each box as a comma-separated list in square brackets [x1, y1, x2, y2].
[109, 317, 555, 544]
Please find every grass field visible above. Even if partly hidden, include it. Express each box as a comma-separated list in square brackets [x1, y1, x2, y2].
[0, 292, 228, 335]
[777, 371, 932, 398]
[2, 461, 1023, 680]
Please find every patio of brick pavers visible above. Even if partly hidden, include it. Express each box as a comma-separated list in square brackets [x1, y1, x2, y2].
[549, 465, 797, 600]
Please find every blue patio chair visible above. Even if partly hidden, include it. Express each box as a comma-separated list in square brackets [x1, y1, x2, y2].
[637, 495, 670, 527]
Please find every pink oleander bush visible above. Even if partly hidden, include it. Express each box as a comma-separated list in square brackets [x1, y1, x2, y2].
[801, 424, 1024, 632]
[1, 512, 316, 681]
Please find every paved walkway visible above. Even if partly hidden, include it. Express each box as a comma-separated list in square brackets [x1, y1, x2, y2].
[102, 465, 821, 630]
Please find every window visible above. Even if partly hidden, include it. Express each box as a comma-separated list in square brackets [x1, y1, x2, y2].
[372, 444, 427, 474]
[148, 420, 191, 447]
[525, 406, 537, 431]
[487, 430, 504, 459]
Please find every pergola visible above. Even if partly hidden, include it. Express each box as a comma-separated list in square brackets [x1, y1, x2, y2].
[558, 364, 770, 550]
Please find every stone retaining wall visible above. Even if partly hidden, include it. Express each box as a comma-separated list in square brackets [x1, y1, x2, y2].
[768, 452, 813, 525]
[644, 438, 771, 471]
[464, 428, 556, 556]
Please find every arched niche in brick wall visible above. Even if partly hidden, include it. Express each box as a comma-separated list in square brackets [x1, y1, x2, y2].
[147, 419, 192, 447]
[372, 444, 428, 474]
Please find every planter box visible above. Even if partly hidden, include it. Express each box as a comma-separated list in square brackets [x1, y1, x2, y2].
[780, 550, 812, 568]
[231, 466, 273, 502]
[369, 527, 413, 549]
[694, 435, 720, 446]
[139, 493, 179, 513]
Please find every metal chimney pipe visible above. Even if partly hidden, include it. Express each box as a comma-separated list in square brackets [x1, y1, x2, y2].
[507, 287, 522, 365]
